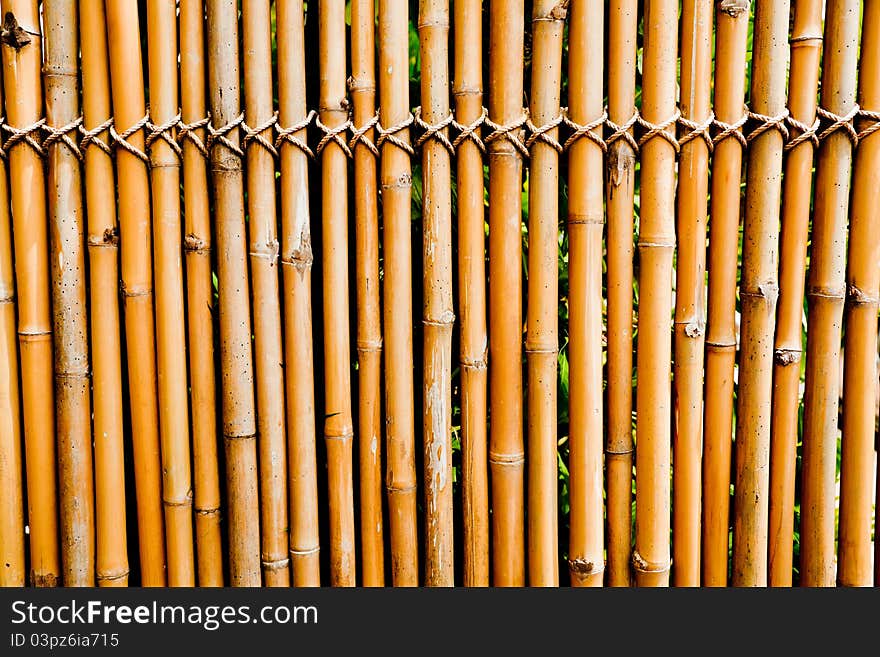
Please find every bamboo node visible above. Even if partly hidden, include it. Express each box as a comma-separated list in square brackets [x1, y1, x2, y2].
[0, 12, 31, 50]
[526, 112, 564, 153]
[177, 115, 211, 158]
[79, 117, 114, 156]
[376, 112, 415, 157]
[856, 108, 880, 142]
[682, 319, 706, 338]
[163, 492, 193, 508]
[289, 546, 320, 557]
[207, 113, 245, 159]
[774, 348, 801, 366]
[636, 109, 681, 153]
[562, 108, 606, 153]
[605, 109, 640, 153]
[631, 550, 671, 574]
[243, 112, 279, 158]
[816, 105, 859, 147]
[451, 107, 487, 154]
[485, 111, 529, 158]
[740, 282, 779, 304]
[2, 118, 46, 158]
[568, 558, 604, 578]
[784, 115, 820, 152]
[460, 355, 488, 371]
[250, 239, 280, 264]
[678, 111, 715, 153]
[275, 110, 316, 159]
[711, 111, 749, 149]
[348, 111, 379, 157]
[96, 569, 130, 583]
[184, 233, 209, 253]
[195, 506, 221, 517]
[42, 116, 84, 160]
[488, 451, 525, 466]
[413, 107, 455, 155]
[110, 114, 150, 163]
[847, 284, 879, 306]
[261, 557, 290, 571]
[146, 112, 183, 160]
[718, 0, 750, 18]
[746, 108, 790, 144]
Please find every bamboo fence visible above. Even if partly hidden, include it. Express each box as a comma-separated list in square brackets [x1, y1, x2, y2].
[0, 0, 879, 588]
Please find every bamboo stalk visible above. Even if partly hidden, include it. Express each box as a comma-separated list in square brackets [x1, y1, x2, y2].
[453, 0, 488, 588]
[604, 0, 638, 588]
[799, 0, 860, 588]
[350, 0, 385, 589]
[1, 0, 60, 587]
[179, 0, 224, 587]
[276, 0, 321, 586]
[0, 60, 24, 588]
[146, 0, 195, 588]
[566, 0, 604, 589]
[379, 0, 419, 586]
[701, 0, 749, 587]
[487, 0, 525, 588]
[768, 0, 823, 587]
[319, 0, 356, 587]
[732, 0, 790, 587]
[671, 0, 712, 587]
[44, 0, 95, 587]
[633, 0, 678, 588]
[206, 0, 261, 586]
[80, 0, 128, 588]
[242, 0, 290, 588]
[419, 0, 455, 588]
[839, 0, 880, 589]
[526, 0, 563, 588]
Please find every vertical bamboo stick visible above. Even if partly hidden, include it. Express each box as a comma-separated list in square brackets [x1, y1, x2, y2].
[453, 0, 488, 588]
[526, 0, 563, 588]
[276, 0, 321, 586]
[1, 0, 60, 587]
[604, 0, 638, 588]
[0, 63, 24, 588]
[838, 0, 880, 589]
[44, 0, 95, 587]
[350, 0, 385, 588]
[379, 0, 419, 586]
[206, 0, 261, 586]
[701, 0, 749, 587]
[242, 0, 290, 588]
[566, 0, 604, 589]
[146, 0, 195, 588]
[319, 0, 356, 587]
[799, 0, 860, 588]
[80, 0, 128, 588]
[671, 0, 712, 587]
[633, 0, 678, 588]
[179, 0, 224, 587]
[768, 0, 823, 587]
[419, 0, 455, 588]
[733, 0, 790, 587]
[487, 0, 525, 588]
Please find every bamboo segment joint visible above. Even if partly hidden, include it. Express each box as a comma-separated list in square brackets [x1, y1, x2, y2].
[848, 284, 880, 306]
[568, 558, 604, 578]
[96, 569, 130, 583]
[631, 550, 672, 575]
[774, 348, 802, 366]
[488, 451, 525, 466]
[261, 557, 290, 571]
[289, 546, 320, 557]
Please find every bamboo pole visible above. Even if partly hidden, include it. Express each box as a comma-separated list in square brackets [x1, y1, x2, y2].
[80, 0, 128, 588]
[768, 0, 823, 587]
[276, 0, 321, 586]
[44, 0, 95, 587]
[419, 0, 454, 588]
[566, 0, 604, 589]
[453, 0, 488, 588]
[0, 61, 24, 588]
[379, 0, 419, 586]
[319, 0, 356, 587]
[146, 0, 195, 588]
[206, 0, 261, 586]
[799, 0, 860, 588]
[179, 0, 224, 587]
[350, 0, 385, 588]
[1, 0, 60, 587]
[671, 0, 712, 588]
[839, 0, 880, 589]
[701, 0, 749, 587]
[487, 0, 525, 588]
[604, 0, 638, 588]
[732, 0, 790, 587]
[633, 0, 678, 588]
[242, 0, 290, 588]
[526, 0, 563, 588]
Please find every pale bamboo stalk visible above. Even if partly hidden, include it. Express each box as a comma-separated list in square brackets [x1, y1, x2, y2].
[799, 0, 860, 588]
[732, 0, 790, 587]
[80, 0, 128, 588]
[453, 0, 488, 588]
[487, 0, 525, 588]
[350, 0, 385, 588]
[277, 0, 321, 586]
[1, 0, 60, 587]
[566, 0, 604, 589]
[179, 0, 224, 587]
[604, 0, 638, 588]
[419, 0, 455, 588]
[146, 0, 195, 588]
[526, 0, 563, 588]
[838, 0, 880, 589]
[768, 0, 823, 587]
[206, 0, 261, 586]
[379, 0, 419, 586]
[44, 0, 95, 587]
[633, 0, 678, 588]
[701, 0, 749, 587]
[319, 0, 356, 587]
[671, 0, 712, 587]
[242, 0, 290, 588]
